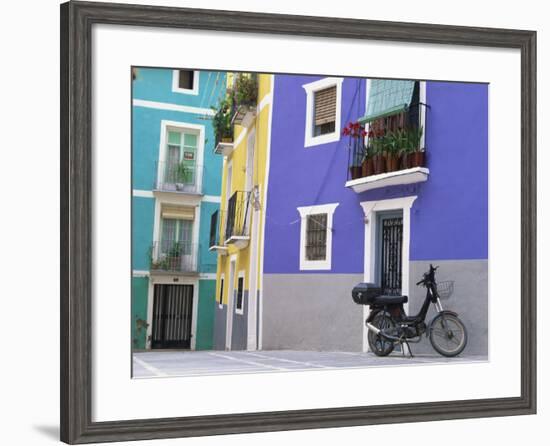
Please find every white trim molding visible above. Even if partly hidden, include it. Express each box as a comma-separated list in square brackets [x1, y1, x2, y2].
[132, 189, 154, 198]
[359, 195, 417, 352]
[302, 77, 343, 148]
[133, 99, 213, 116]
[171, 69, 200, 95]
[297, 202, 339, 271]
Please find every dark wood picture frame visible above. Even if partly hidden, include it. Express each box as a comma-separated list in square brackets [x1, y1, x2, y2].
[60, 1, 537, 443]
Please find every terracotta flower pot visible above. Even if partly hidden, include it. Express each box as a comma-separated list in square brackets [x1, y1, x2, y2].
[385, 153, 400, 172]
[408, 151, 425, 168]
[373, 154, 386, 175]
[399, 152, 409, 170]
[349, 165, 362, 180]
[362, 158, 374, 177]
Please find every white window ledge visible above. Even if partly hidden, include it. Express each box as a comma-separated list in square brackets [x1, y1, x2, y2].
[214, 141, 235, 156]
[225, 235, 250, 250]
[345, 167, 429, 193]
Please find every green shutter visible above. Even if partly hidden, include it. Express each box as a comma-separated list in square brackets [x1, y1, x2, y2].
[359, 79, 415, 124]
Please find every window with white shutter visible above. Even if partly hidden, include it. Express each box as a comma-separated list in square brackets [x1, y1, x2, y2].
[302, 77, 343, 147]
[313, 86, 337, 136]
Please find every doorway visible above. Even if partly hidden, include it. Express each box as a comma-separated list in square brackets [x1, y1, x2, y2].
[376, 211, 404, 295]
[151, 284, 194, 349]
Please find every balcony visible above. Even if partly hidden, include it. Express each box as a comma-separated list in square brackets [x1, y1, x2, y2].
[231, 73, 257, 127]
[214, 138, 235, 156]
[225, 191, 251, 249]
[208, 209, 228, 255]
[346, 166, 429, 193]
[154, 161, 202, 195]
[149, 241, 198, 274]
[344, 101, 429, 193]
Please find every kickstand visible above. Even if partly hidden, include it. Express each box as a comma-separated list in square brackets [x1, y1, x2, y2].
[400, 339, 414, 358]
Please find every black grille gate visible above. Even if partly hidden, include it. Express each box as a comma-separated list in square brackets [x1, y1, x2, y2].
[380, 217, 403, 295]
[151, 284, 194, 349]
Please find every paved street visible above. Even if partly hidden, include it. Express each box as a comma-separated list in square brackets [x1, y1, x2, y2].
[132, 350, 487, 378]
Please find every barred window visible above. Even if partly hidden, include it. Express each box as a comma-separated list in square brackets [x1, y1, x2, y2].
[306, 213, 328, 261]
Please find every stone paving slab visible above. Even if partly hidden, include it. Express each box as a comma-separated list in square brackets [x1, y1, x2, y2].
[132, 350, 487, 379]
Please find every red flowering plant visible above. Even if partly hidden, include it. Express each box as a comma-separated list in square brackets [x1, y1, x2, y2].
[342, 121, 369, 179]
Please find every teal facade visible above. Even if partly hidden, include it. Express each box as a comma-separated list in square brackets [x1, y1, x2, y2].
[131, 68, 226, 350]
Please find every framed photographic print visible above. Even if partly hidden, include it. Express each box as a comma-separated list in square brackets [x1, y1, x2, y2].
[60, 1, 536, 443]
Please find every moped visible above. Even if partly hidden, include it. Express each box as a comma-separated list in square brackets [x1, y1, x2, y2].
[352, 264, 467, 357]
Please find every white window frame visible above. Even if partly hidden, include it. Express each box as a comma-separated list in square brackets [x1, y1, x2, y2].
[171, 69, 200, 95]
[218, 274, 225, 309]
[302, 77, 343, 148]
[297, 203, 339, 270]
[235, 270, 246, 315]
[157, 120, 205, 194]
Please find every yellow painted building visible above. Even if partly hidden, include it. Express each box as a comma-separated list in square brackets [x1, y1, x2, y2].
[209, 73, 272, 350]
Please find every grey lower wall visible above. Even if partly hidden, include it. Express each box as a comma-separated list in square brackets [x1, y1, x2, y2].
[262, 274, 364, 351]
[213, 304, 226, 351]
[408, 259, 488, 356]
[212, 291, 249, 351]
[231, 290, 248, 350]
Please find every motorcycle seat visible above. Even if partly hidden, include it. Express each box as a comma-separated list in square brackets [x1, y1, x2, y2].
[370, 295, 408, 305]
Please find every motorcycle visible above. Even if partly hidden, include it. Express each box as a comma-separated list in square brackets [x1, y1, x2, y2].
[352, 264, 467, 357]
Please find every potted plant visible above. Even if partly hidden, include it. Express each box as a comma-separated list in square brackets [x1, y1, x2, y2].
[370, 130, 387, 175]
[174, 162, 193, 190]
[235, 73, 258, 107]
[406, 126, 425, 168]
[384, 130, 401, 172]
[212, 97, 234, 144]
[362, 150, 374, 177]
[343, 121, 366, 180]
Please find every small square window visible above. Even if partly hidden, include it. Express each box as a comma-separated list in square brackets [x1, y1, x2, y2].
[178, 70, 194, 90]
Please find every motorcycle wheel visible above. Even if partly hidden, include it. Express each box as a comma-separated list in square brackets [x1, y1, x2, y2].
[429, 313, 468, 357]
[367, 312, 396, 357]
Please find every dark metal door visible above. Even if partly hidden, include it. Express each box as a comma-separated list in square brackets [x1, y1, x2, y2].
[378, 214, 403, 295]
[151, 284, 193, 349]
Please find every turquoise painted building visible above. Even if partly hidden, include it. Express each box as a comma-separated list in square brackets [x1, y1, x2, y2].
[132, 68, 226, 350]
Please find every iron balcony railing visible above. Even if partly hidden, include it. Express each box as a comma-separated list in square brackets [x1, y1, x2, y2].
[154, 161, 202, 194]
[149, 240, 198, 273]
[346, 101, 427, 182]
[209, 209, 226, 248]
[225, 190, 251, 241]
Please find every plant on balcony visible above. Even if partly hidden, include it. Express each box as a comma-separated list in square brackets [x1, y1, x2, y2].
[343, 121, 367, 180]
[174, 162, 194, 190]
[405, 126, 425, 168]
[369, 130, 387, 175]
[384, 129, 402, 172]
[212, 97, 234, 144]
[235, 73, 258, 107]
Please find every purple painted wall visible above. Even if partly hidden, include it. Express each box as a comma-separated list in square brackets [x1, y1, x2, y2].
[264, 75, 488, 274]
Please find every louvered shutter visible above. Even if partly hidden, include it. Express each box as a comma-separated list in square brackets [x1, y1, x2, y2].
[314, 86, 337, 126]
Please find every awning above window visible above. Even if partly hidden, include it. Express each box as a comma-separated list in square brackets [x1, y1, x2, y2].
[359, 79, 415, 124]
[161, 205, 195, 220]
